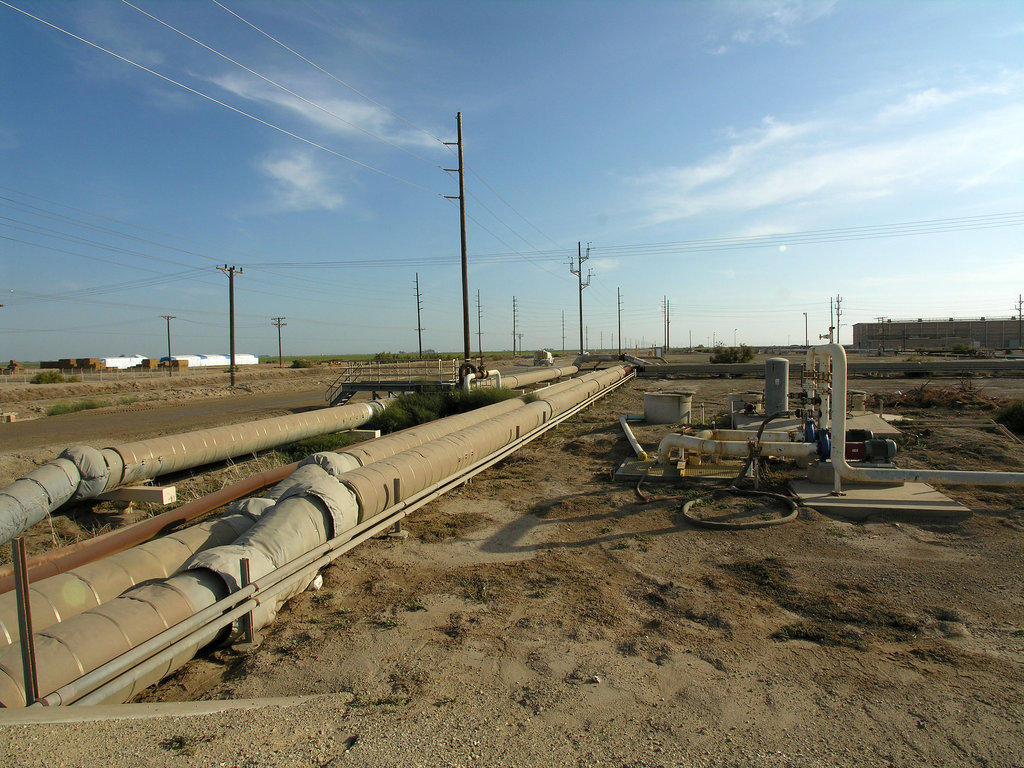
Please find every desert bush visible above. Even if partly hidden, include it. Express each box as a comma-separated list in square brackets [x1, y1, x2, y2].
[32, 370, 66, 384]
[709, 344, 754, 364]
[365, 388, 523, 433]
[47, 399, 109, 416]
[290, 359, 313, 369]
[996, 400, 1024, 435]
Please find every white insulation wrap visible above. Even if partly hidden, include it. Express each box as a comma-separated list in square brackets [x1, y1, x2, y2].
[0, 399, 389, 546]
[0, 459, 80, 545]
[0, 366, 630, 707]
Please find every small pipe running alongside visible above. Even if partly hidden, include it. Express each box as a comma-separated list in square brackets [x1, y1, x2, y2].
[0, 399, 393, 546]
[618, 415, 648, 460]
[656, 430, 818, 463]
[0, 367, 630, 707]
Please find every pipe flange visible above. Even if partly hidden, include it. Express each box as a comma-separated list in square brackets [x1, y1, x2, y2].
[458, 362, 478, 381]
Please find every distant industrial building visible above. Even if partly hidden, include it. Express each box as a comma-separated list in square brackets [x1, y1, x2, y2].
[853, 317, 1023, 352]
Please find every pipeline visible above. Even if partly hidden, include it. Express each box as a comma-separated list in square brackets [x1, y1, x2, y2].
[492, 365, 579, 390]
[0, 399, 393, 546]
[656, 430, 818, 463]
[814, 344, 1024, 493]
[0, 375, 595, 644]
[0, 367, 632, 706]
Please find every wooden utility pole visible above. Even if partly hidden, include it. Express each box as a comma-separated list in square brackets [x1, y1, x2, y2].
[217, 265, 242, 386]
[512, 296, 518, 356]
[617, 288, 622, 358]
[160, 315, 175, 377]
[476, 289, 483, 359]
[414, 273, 424, 359]
[1017, 294, 1022, 349]
[444, 113, 471, 366]
[271, 317, 286, 367]
[568, 242, 592, 354]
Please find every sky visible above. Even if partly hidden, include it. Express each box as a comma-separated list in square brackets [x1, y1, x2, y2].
[1, 0, 1022, 361]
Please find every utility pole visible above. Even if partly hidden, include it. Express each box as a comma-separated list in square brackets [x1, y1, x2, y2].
[476, 289, 483, 359]
[271, 317, 286, 368]
[666, 298, 671, 352]
[803, 312, 809, 349]
[512, 296, 518, 356]
[617, 287, 622, 358]
[1017, 294, 1022, 349]
[600, 330, 603, 351]
[413, 273, 424, 359]
[443, 113, 471, 367]
[568, 241, 592, 354]
[217, 265, 242, 387]
[561, 310, 565, 354]
[834, 295, 843, 345]
[160, 315, 175, 378]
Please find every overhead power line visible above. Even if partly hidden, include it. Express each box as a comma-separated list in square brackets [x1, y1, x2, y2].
[0, 0, 444, 197]
[121, 0, 440, 167]
[211, 0, 446, 145]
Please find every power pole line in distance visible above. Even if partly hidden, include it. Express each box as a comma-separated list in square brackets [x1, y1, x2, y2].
[217, 265, 242, 387]
[160, 315, 175, 378]
[271, 317, 286, 368]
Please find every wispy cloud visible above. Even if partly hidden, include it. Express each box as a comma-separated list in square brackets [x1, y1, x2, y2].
[208, 70, 441, 150]
[709, 0, 836, 54]
[878, 79, 1015, 122]
[631, 98, 1024, 225]
[259, 149, 345, 211]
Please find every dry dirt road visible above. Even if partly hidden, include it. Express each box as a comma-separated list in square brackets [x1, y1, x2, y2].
[1, 369, 1023, 767]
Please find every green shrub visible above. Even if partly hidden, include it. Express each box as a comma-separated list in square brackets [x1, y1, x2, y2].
[996, 400, 1024, 435]
[278, 432, 359, 462]
[709, 344, 754, 364]
[365, 388, 523, 434]
[290, 359, 313, 369]
[46, 399, 109, 416]
[32, 370, 66, 384]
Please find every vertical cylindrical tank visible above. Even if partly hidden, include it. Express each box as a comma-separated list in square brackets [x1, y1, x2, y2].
[764, 358, 790, 416]
[643, 392, 693, 425]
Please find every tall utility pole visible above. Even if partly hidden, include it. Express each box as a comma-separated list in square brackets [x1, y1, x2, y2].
[443, 113, 471, 366]
[160, 315, 175, 378]
[217, 265, 242, 387]
[568, 241, 592, 354]
[271, 317, 286, 367]
[476, 289, 483, 359]
[511, 296, 518, 356]
[834, 294, 843, 345]
[617, 288, 622, 358]
[413, 273, 424, 359]
[803, 312, 809, 349]
[1017, 294, 1022, 349]
[666, 298, 671, 352]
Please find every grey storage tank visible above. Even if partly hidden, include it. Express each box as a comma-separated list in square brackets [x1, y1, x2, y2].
[764, 358, 790, 416]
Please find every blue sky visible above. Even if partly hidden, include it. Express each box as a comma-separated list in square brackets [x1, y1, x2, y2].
[1, 0, 1022, 360]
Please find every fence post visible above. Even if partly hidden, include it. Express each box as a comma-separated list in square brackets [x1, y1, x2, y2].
[12, 538, 39, 706]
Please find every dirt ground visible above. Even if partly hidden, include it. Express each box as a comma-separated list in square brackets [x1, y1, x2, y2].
[1, 364, 1023, 767]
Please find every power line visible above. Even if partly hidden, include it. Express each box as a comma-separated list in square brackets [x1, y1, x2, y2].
[0, 0, 445, 197]
[210, 0, 446, 145]
[121, 0, 440, 167]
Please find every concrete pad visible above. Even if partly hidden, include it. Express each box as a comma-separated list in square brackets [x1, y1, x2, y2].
[733, 412, 901, 436]
[791, 479, 971, 521]
[614, 457, 742, 481]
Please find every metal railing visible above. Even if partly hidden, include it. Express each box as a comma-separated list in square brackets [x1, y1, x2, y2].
[326, 359, 460, 403]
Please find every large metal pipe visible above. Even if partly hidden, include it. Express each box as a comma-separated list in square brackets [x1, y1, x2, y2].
[0, 366, 630, 707]
[496, 365, 579, 390]
[656, 431, 819, 462]
[816, 344, 1024, 492]
[0, 399, 392, 546]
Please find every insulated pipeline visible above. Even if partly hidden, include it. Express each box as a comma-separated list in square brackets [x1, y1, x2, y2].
[0, 399, 392, 546]
[0, 366, 630, 708]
